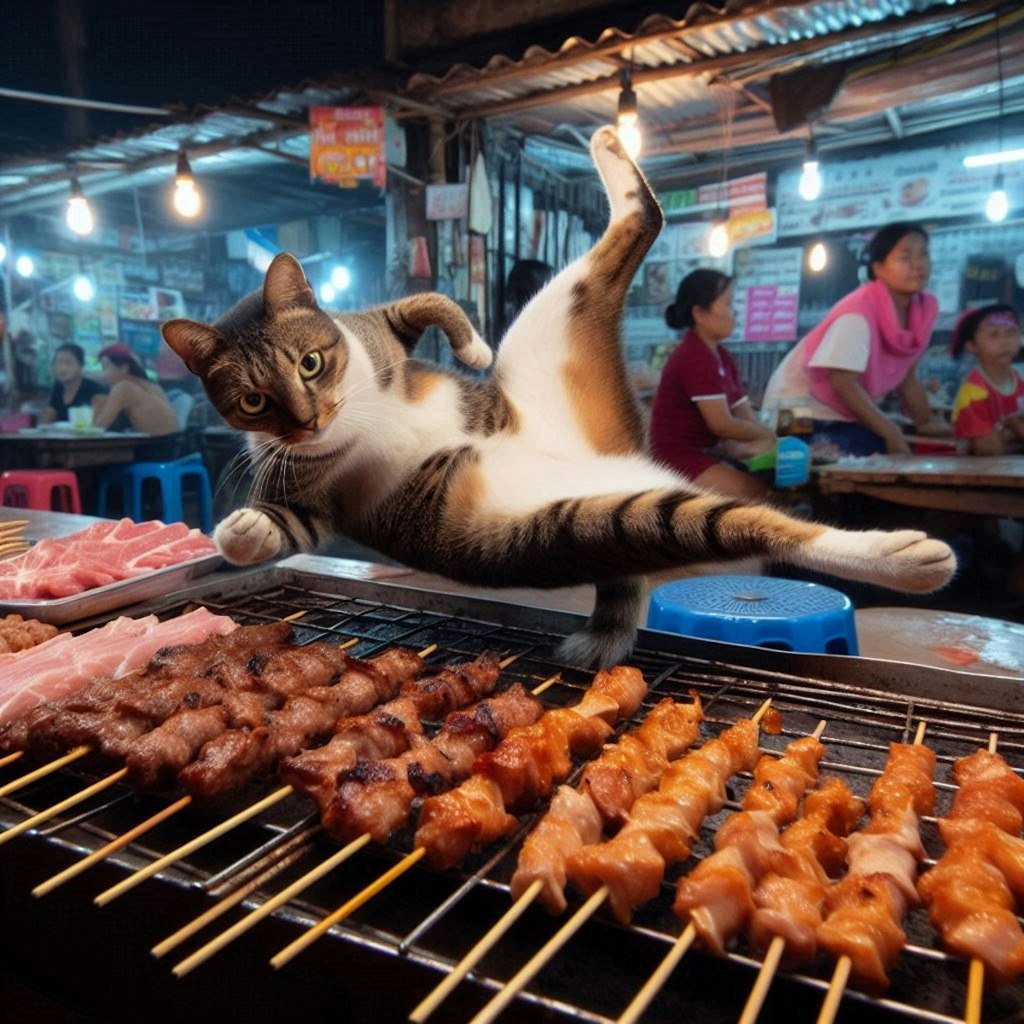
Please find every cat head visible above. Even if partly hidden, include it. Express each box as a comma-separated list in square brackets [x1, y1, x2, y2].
[162, 254, 347, 443]
[163, 253, 490, 445]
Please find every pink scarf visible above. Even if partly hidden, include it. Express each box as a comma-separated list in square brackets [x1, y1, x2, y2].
[804, 279, 938, 419]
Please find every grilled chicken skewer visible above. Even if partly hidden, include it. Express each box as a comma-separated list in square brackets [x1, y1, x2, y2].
[269, 666, 649, 971]
[917, 732, 1024, 1022]
[736, 776, 866, 1024]
[409, 693, 704, 1024]
[469, 699, 769, 1024]
[816, 722, 934, 1024]
[618, 720, 827, 1024]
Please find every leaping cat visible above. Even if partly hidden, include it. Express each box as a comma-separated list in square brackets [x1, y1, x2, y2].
[162, 127, 955, 666]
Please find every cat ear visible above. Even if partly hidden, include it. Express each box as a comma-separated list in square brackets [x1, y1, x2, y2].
[263, 253, 317, 317]
[386, 294, 493, 370]
[161, 318, 223, 374]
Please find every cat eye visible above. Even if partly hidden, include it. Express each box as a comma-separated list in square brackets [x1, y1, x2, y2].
[298, 351, 324, 379]
[239, 392, 268, 415]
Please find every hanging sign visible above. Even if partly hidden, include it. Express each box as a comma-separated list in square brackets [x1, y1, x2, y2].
[310, 106, 386, 189]
[426, 183, 469, 220]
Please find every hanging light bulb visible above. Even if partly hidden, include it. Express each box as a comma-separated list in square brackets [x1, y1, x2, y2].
[986, 170, 1009, 222]
[65, 177, 94, 236]
[330, 265, 351, 290]
[319, 282, 337, 304]
[173, 150, 202, 218]
[799, 137, 823, 201]
[617, 67, 641, 160]
[708, 221, 730, 258]
[72, 275, 95, 302]
[15, 255, 34, 278]
[808, 241, 828, 272]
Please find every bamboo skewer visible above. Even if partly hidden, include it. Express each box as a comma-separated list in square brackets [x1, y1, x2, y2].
[0, 744, 90, 799]
[737, 933, 787, 1024]
[964, 731, 999, 1024]
[94, 785, 293, 906]
[0, 768, 128, 846]
[0, 540, 30, 558]
[171, 832, 374, 976]
[408, 879, 544, 1024]
[0, 750, 24, 769]
[0, 519, 30, 533]
[32, 795, 193, 897]
[271, 847, 428, 970]
[469, 698, 773, 1024]
[816, 719, 929, 1024]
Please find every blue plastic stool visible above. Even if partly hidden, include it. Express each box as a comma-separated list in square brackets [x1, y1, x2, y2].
[647, 575, 858, 655]
[97, 453, 213, 532]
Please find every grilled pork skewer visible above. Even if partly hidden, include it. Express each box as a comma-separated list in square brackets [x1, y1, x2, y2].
[815, 723, 934, 1024]
[268, 667, 649, 971]
[409, 694, 704, 1024]
[918, 735, 1024, 995]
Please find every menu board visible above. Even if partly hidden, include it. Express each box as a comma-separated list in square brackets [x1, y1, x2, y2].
[776, 135, 1024, 236]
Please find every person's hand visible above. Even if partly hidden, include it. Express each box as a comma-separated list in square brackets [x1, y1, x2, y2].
[721, 436, 776, 460]
[883, 426, 912, 455]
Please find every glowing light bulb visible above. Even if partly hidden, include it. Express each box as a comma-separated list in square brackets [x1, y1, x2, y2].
[986, 174, 1009, 222]
[72, 275, 95, 302]
[66, 194, 94, 236]
[708, 222, 729, 258]
[330, 265, 351, 290]
[15, 255, 34, 278]
[319, 282, 337, 304]
[799, 159, 822, 201]
[808, 241, 828, 272]
[174, 178, 202, 218]
[617, 114, 642, 160]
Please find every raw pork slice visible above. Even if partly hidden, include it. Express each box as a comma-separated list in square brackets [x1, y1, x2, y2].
[0, 607, 236, 725]
[0, 519, 218, 600]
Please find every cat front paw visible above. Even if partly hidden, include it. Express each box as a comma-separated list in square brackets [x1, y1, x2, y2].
[214, 508, 284, 565]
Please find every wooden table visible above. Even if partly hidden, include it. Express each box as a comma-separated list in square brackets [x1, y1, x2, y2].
[815, 454, 1024, 517]
[0, 427, 156, 471]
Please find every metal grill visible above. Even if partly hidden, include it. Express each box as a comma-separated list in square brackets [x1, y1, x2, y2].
[2, 558, 1023, 1024]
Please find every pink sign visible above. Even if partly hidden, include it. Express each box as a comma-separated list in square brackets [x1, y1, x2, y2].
[743, 285, 798, 342]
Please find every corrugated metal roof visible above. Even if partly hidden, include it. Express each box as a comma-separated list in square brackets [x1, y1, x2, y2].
[0, 0, 1019, 220]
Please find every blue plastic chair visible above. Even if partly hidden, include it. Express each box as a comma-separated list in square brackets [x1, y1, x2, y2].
[97, 452, 213, 532]
[647, 575, 858, 655]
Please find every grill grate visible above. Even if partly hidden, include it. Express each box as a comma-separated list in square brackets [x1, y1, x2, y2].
[2, 563, 1023, 1024]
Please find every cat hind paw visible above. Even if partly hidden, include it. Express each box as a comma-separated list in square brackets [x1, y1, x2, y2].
[556, 623, 638, 669]
[214, 508, 284, 565]
[808, 528, 957, 594]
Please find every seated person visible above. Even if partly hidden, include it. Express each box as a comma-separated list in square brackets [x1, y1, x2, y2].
[950, 303, 1024, 455]
[93, 343, 178, 436]
[649, 269, 776, 499]
[41, 343, 107, 424]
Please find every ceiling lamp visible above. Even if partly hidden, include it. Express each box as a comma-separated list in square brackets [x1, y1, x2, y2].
[173, 150, 202, 218]
[319, 282, 336, 304]
[982, 12, 1010, 223]
[807, 240, 828, 272]
[708, 221, 730, 259]
[798, 134, 823, 201]
[330, 265, 351, 290]
[65, 177, 94, 236]
[72, 274, 95, 302]
[964, 146, 1024, 168]
[617, 66, 641, 161]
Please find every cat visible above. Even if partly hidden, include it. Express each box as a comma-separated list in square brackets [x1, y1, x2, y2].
[161, 126, 955, 667]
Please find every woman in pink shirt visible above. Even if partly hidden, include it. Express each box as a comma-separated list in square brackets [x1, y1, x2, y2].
[762, 222, 950, 457]
[649, 269, 776, 499]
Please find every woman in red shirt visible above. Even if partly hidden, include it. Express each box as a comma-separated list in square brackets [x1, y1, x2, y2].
[649, 269, 776, 499]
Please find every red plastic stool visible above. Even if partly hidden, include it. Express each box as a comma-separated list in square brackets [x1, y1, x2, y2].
[1, 470, 82, 514]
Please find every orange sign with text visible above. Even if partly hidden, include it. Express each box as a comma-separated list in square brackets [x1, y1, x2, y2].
[309, 106, 385, 189]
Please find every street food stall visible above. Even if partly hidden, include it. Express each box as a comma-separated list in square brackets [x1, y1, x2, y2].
[1, 508, 1022, 1024]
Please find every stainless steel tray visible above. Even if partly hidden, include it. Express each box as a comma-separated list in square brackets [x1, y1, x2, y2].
[0, 553, 223, 625]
